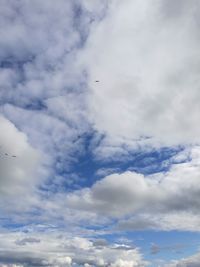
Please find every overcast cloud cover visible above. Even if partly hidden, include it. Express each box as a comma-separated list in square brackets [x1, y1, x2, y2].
[1, 0, 200, 266]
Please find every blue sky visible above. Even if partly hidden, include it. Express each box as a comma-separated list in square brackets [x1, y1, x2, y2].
[1, 0, 200, 266]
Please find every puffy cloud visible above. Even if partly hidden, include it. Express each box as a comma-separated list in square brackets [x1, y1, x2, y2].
[82, 0, 200, 155]
[0, 230, 147, 267]
[66, 171, 151, 217]
[65, 146, 200, 231]
[0, 115, 42, 211]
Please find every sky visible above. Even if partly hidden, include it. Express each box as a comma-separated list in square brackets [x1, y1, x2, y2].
[1, 0, 200, 266]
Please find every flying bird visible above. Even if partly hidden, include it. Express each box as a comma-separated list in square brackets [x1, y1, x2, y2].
[1, 151, 17, 158]
[95, 80, 100, 83]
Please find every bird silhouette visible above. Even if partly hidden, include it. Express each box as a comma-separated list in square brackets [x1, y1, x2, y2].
[0, 146, 17, 158]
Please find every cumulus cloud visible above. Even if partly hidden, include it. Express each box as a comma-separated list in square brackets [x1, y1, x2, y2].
[82, 0, 200, 155]
[0, 115, 42, 211]
[64, 146, 200, 231]
[0, 230, 147, 267]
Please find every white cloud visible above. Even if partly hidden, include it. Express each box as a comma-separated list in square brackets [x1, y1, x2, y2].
[0, 115, 42, 210]
[82, 0, 200, 153]
[0, 230, 147, 267]
[64, 146, 200, 231]
[0, 0, 96, 176]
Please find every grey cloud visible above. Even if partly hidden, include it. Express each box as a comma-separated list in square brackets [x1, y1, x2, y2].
[64, 147, 200, 231]
[150, 244, 161, 255]
[15, 238, 40, 246]
[66, 163, 200, 217]
[160, 0, 199, 19]
[0, 231, 147, 267]
[0, 250, 72, 267]
[92, 239, 108, 248]
[117, 216, 159, 232]
[150, 243, 185, 255]
[0, 251, 47, 267]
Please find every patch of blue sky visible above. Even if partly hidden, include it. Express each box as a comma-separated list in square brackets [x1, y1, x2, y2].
[0, 207, 47, 230]
[4, 224, 58, 234]
[0, 56, 35, 69]
[0, 98, 47, 114]
[126, 146, 186, 175]
[100, 230, 200, 266]
[0, 56, 34, 83]
[66, 136, 186, 188]
[0, 51, 36, 70]
[0, 218, 27, 231]
[23, 100, 47, 111]
[42, 132, 188, 195]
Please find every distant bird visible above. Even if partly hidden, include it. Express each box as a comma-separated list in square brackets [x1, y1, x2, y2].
[0, 146, 17, 158]
[95, 80, 100, 83]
